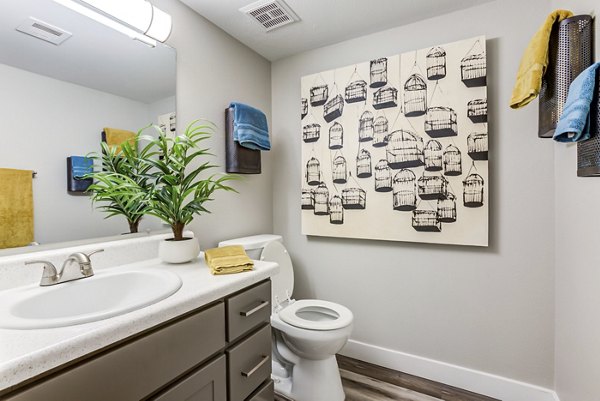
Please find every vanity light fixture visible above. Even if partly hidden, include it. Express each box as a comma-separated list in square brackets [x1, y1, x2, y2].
[53, 0, 172, 47]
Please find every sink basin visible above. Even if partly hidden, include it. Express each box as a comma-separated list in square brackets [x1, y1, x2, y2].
[0, 269, 182, 329]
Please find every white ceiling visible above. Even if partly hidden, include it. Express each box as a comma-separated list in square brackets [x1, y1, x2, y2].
[180, 0, 495, 61]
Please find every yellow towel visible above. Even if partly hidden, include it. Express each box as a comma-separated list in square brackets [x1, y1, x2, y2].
[510, 9, 574, 109]
[204, 245, 254, 275]
[103, 127, 136, 154]
[0, 168, 34, 249]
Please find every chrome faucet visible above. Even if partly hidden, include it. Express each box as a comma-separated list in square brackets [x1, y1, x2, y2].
[25, 249, 104, 286]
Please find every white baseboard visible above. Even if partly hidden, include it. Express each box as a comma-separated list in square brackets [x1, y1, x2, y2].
[340, 339, 559, 401]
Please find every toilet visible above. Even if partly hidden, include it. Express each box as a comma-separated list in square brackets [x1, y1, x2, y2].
[218, 235, 353, 401]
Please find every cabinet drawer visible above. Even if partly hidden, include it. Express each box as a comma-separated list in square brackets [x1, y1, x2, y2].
[247, 380, 274, 401]
[226, 280, 271, 342]
[227, 324, 271, 401]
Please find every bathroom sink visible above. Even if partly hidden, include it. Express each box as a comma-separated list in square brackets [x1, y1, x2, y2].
[0, 269, 182, 329]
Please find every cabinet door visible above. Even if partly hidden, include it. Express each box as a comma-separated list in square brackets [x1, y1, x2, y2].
[150, 355, 226, 401]
[246, 380, 274, 401]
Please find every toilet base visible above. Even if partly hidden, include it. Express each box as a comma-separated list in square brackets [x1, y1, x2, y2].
[273, 355, 345, 401]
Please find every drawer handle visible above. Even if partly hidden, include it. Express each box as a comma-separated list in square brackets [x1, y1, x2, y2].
[240, 300, 269, 317]
[241, 355, 270, 378]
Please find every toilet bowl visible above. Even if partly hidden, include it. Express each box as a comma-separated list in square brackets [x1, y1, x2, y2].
[218, 235, 353, 401]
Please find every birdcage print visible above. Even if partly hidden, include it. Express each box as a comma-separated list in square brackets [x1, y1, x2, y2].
[467, 99, 487, 123]
[329, 196, 344, 225]
[467, 132, 488, 160]
[412, 210, 441, 232]
[306, 157, 321, 186]
[332, 156, 347, 184]
[370, 58, 387, 88]
[314, 183, 330, 215]
[301, 98, 308, 119]
[443, 145, 462, 176]
[463, 173, 484, 207]
[424, 106, 457, 138]
[424, 140, 443, 171]
[461, 54, 486, 87]
[426, 47, 446, 80]
[345, 80, 367, 103]
[437, 193, 456, 223]
[374, 160, 392, 192]
[301, 188, 315, 210]
[324, 94, 344, 123]
[359, 111, 374, 142]
[373, 87, 398, 110]
[310, 85, 328, 106]
[386, 129, 424, 169]
[418, 174, 448, 200]
[373, 116, 388, 147]
[393, 169, 417, 211]
[342, 188, 366, 209]
[303, 123, 320, 143]
[403, 74, 427, 117]
[329, 122, 343, 149]
[356, 149, 372, 178]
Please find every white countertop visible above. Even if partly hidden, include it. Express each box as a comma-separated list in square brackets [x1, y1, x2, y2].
[0, 256, 279, 394]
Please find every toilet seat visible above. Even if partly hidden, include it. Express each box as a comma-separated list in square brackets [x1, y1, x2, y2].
[278, 299, 353, 331]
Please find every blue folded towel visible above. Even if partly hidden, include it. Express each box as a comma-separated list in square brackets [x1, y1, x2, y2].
[230, 102, 270, 151]
[71, 156, 93, 178]
[554, 62, 600, 143]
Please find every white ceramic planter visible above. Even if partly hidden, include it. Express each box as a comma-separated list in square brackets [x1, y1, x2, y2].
[158, 237, 200, 264]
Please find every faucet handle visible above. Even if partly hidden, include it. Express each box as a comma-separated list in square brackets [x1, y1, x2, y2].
[24, 260, 58, 286]
[86, 249, 104, 259]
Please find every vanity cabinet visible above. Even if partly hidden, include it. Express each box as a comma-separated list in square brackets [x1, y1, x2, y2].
[1, 280, 274, 401]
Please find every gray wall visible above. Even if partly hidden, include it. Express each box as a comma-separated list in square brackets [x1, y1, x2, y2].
[272, 0, 556, 387]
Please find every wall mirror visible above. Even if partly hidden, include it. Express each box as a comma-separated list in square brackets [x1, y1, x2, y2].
[0, 0, 176, 253]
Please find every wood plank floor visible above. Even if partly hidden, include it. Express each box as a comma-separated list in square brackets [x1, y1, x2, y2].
[274, 355, 500, 401]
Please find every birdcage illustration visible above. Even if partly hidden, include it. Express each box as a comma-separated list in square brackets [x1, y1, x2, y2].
[324, 94, 344, 123]
[467, 132, 488, 160]
[467, 99, 487, 123]
[301, 98, 308, 119]
[332, 156, 348, 184]
[306, 157, 321, 186]
[373, 87, 398, 110]
[463, 173, 484, 207]
[426, 47, 446, 80]
[374, 160, 392, 192]
[437, 193, 456, 223]
[386, 129, 424, 169]
[314, 183, 330, 215]
[373, 116, 388, 147]
[342, 188, 366, 209]
[329, 122, 343, 149]
[418, 174, 448, 200]
[303, 123, 320, 143]
[443, 145, 462, 176]
[345, 80, 367, 103]
[329, 196, 344, 225]
[412, 210, 441, 232]
[461, 54, 486, 87]
[370, 58, 387, 88]
[310, 85, 328, 106]
[403, 74, 427, 117]
[359, 111, 374, 142]
[301, 188, 315, 210]
[424, 106, 457, 138]
[356, 149, 372, 178]
[393, 169, 417, 211]
[424, 140, 443, 171]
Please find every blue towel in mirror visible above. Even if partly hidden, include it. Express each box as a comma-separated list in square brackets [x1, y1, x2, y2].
[230, 102, 270, 151]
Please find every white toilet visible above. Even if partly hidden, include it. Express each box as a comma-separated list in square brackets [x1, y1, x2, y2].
[218, 235, 353, 401]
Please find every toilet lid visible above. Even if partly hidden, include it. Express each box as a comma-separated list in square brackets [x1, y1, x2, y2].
[278, 299, 353, 331]
[261, 240, 294, 309]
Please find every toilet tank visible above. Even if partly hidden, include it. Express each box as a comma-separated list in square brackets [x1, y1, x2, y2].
[218, 234, 283, 259]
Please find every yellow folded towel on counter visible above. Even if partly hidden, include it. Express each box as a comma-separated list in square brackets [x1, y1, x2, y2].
[204, 245, 254, 275]
[0, 168, 34, 249]
[510, 9, 573, 109]
[103, 127, 136, 154]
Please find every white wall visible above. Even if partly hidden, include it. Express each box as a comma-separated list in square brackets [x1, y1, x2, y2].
[272, 0, 557, 388]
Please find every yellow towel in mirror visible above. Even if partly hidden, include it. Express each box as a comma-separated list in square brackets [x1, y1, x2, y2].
[0, 168, 34, 249]
[204, 245, 254, 275]
[103, 127, 136, 154]
[510, 9, 573, 109]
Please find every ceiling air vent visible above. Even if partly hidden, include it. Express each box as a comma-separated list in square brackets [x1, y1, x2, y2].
[240, 0, 300, 32]
[16, 17, 72, 46]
